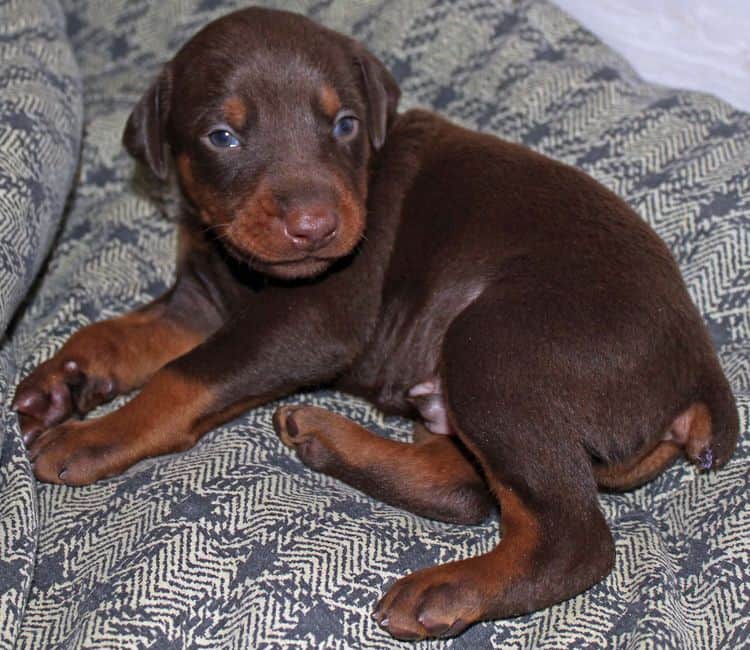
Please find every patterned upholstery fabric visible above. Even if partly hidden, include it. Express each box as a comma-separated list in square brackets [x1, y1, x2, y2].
[0, 0, 82, 339]
[0, 0, 82, 644]
[0, 0, 747, 647]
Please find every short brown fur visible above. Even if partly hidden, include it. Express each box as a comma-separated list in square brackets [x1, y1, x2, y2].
[15, 7, 739, 641]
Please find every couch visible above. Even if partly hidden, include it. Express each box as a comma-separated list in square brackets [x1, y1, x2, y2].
[1, 1, 747, 647]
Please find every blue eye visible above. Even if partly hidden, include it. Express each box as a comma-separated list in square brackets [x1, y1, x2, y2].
[208, 129, 240, 148]
[332, 114, 358, 139]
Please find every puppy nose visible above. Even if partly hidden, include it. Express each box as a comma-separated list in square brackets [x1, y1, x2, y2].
[285, 207, 338, 251]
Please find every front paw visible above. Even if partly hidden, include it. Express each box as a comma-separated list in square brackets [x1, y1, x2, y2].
[372, 562, 485, 640]
[27, 419, 124, 485]
[13, 357, 117, 446]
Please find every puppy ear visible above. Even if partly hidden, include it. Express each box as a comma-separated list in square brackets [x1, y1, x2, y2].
[356, 50, 400, 151]
[123, 65, 172, 180]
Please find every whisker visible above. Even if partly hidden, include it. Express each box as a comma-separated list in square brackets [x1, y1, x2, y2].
[203, 221, 230, 235]
[203, 223, 234, 245]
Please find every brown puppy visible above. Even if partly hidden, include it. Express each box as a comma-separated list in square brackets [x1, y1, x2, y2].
[14, 7, 738, 641]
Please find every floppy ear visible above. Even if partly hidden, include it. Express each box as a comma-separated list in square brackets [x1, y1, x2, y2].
[356, 49, 400, 151]
[122, 65, 172, 180]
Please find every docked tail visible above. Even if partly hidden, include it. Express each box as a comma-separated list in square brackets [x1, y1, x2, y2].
[701, 363, 740, 469]
[594, 362, 740, 491]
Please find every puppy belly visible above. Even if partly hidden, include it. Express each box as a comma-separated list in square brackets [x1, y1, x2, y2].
[406, 377, 451, 434]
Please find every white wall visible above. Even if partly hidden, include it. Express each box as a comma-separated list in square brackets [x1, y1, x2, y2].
[552, 0, 750, 111]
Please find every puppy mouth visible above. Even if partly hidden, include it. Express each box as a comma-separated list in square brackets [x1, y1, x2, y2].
[207, 195, 365, 279]
[220, 236, 349, 279]
[255, 257, 334, 280]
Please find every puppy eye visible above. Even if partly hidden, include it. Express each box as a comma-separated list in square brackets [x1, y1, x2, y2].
[332, 112, 358, 140]
[208, 129, 240, 148]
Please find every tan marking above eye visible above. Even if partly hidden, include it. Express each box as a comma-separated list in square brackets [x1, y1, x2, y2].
[319, 84, 342, 118]
[222, 96, 248, 130]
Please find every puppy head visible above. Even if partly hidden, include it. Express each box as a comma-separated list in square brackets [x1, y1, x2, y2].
[123, 8, 399, 280]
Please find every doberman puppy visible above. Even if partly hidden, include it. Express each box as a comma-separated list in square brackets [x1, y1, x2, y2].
[14, 7, 739, 640]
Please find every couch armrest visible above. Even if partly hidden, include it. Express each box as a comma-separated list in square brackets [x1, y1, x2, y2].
[0, 0, 83, 338]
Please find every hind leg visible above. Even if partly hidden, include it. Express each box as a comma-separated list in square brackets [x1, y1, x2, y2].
[372, 291, 616, 640]
[371, 422, 614, 639]
[272, 405, 492, 524]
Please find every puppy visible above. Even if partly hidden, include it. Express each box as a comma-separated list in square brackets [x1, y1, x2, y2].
[14, 7, 738, 640]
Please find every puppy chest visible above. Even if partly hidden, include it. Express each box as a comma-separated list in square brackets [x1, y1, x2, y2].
[340, 282, 483, 413]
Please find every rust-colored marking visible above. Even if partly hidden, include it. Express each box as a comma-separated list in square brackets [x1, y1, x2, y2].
[177, 154, 201, 208]
[441, 408, 543, 595]
[671, 401, 712, 456]
[595, 401, 713, 490]
[273, 407, 491, 524]
[319, 84, 342, 118]
[193, 394, 267, 435]
[177, 153, 222, 225]
[490, 481, 543, 580]
[27, 367, 218, 485]
[222, 95, 248, 130]
[594, 441, 681, 490]
[45, 302, 209, 399]
[99, 367, 217, 461]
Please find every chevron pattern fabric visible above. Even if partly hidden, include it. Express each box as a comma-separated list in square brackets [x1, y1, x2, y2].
[0, 0, 748, 648]
[0, 0, 82, 340]
[0, 1, 82, 644]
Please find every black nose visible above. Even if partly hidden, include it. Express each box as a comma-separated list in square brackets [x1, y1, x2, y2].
[284, 207, 339, 251]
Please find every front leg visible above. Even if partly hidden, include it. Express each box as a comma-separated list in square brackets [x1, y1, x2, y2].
[27, 366, 235, 484]
[28, 285, 364, 485]
[12, 217, 238, 445]
[12, 277, 222, 446]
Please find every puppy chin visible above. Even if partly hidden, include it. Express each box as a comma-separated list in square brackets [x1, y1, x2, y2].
[220, 240, 332, 279]
[255, 258, 333, 280]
